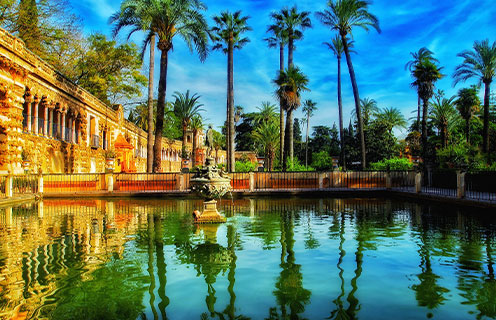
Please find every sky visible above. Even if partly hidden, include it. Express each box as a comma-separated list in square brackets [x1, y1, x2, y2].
[68, 0, 496, 137]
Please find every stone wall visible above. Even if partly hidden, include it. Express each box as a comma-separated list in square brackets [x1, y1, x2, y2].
[0, 27, 225, 174]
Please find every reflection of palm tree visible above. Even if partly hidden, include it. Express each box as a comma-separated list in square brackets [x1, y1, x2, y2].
[155, 214, 170, 319]
[272, 212, 311, 319]
[329, 212, 347, 320]
[147, 213, 158, 320]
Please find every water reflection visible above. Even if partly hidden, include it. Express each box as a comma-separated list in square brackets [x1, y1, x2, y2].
[0, 198, 495, 319]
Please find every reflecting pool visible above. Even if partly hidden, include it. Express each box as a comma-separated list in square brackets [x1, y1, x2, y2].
[0, 197, 495, 320]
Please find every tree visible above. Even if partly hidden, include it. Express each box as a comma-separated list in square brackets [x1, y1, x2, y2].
[210, 10, 251, 172]
[212, 129, 225, 165]
[406, 48, 438, 128]
[173, 90, 205, 159]
[412, 59, 443, 161]
[75, 34, 147, 105]
[324, 35, 353, 170]
[429, 95, 460, 148]
[16, 0, 40, 53]
[235, 112, 257, 151]
[110, 0, 156, 172]
[316, 0, 381, 169]
[274, 66, 309, 171]
[111, 0, 209, 172]
[356, 98, 379, 127]
[254, 101, 278, 125]
[190, 115, 203, 166]
[302, 99, 317, 168]
[375, 107, 407, 133]
[253, 120, 279, 171]
[456, 86, 481, 143]
[265, 15, 288, 164]
[453, 39, 496, 153]
[309, 125, 340, 157]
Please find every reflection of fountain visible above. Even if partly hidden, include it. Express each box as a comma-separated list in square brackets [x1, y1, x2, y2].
[190, 157, 231, 223]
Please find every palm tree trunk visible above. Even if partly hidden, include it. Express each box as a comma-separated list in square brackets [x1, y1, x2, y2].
[417, 95, 421, 131]
[341, 35, 366, 169]
[228, 39, 235, 172]
[283, 108, 294, 170]
[192, 130, 197, 167]
[305, 113, 309, 168]
[337, 56, 346, 170]
[483, 81, 491, 153]
[441, 126, 447, 148]
[147, 34, 155, 173]
[421, 98, 428, 162]
[153, 48, 168, 173]
[279, 41, 285, 166]
[288, 30, 293, 68]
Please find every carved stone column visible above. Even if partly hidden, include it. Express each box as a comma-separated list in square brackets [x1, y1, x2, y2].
[33, 95, 39, 134]
[57, 109, 61, 139]
[61, 109, 66, 141]
[72, 118, 76, 143]
[43, 100, 49, 136]
[25, 92, 32, 132]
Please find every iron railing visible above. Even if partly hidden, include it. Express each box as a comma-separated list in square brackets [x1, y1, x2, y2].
[0, 175, 6, 198]
[114, 173, 179, 192]
[44, 174, 104, 193]
[390, 171, 416, 191]
[422, 169, 457, 197]
[255, 171, 320, 191]
[465, 171, 496, 202]
[12, 174, 38, 195]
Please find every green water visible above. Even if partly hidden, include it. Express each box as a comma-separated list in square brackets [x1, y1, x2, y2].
[0, 197, 495, 320]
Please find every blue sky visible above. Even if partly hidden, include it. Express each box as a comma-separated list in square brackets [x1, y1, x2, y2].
[69, 0, 496, 137]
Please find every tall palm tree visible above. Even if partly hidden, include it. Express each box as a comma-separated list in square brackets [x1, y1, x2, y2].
[172, 90, 205, 159]
[316, 0, 381, 169]
[453, 39, 496, 153]
[302, 99, 317, 168]
[110, 0, 157, 172]
[265, 18, 288, 163]
[190, 115, 203, 166]
[273, 6, 312, 68]
[455, 86, 481, 143]
[111, 0, 209, 172]
[253, 120, 279, 171]
[412, 59, 443, 160]
[375, 107, 407, 133]
[429, 95, 460, 148]
[211, 10, 251, 172]
[405, 48, 438, 129]
[324, 35, 354, 170]
[274, 66, 309, 171]
[254, 101, 278, 125]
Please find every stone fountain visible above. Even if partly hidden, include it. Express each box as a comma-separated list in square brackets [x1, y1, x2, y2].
[190, 157, 231, 223]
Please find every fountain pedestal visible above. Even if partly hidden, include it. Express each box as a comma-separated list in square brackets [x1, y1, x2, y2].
[190, 157, 231, 224]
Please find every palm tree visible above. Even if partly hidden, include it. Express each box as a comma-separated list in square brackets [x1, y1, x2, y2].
[302, 99, 317, 168]
[212, 130, 225, 165]
[274, 66, 309, 171]
[316, 0, 381, 169]
[357, 97, 379, 127]
[172, 90, 205, 159]
[110, 0, 156, 172]
[375, 107, 407, 133]
[111, 0, 209, 172]
[324, 35, 353, 170]
[455, 86, 481, 143]
[190, 115, 203, 166]
[453, 39, 496, 153]
[265, 17, 288, 163]
[272, 6, 311, 69]
[253, 120, 279, 171]
[211, 10, 251, 172]
[412, 59, 443, 160]
[405, 48, 438, 129]
[254, 101, 278, 125]
[429, 95, 460, 148]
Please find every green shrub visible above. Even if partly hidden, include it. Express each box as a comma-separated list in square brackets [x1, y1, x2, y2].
[436, 144, 469, 168]
[287, 158, 315, 172]
[369, 157, 413, 171]
[311, 151, 334, 171]
[235, 160, 257, 172]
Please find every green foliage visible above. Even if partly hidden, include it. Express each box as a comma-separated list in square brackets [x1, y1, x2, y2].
[436, 144, 470, 168]
[235, 112, 257, 151]
[369, 157, 413, 171]
[365, 121, 399, 163]
[287, 158, 314, 172]
[311, 151, 333, 171]
[235, 160, 257, 172]
[75, 34, 147, 105]
[309, 125, 340, 157]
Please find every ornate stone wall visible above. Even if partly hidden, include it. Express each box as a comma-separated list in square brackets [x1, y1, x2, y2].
[0, 27, 221, 174]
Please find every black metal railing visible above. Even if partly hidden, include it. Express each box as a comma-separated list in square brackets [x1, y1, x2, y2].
[255, 171, 320, 191]
[12, 174, 38, 195]
[391, 171, 416, 191]
[0, 175, 6, 198]
[465, 171, 496, 202]
[422, 169, 457, 197]
[44, 174, 103, 193]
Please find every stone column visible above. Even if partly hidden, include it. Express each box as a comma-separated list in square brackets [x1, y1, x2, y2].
[385, 171, 392, 190]
[33, 98, 39, 134]
[61, 111, 66, 141]
[319, 172, 325, 190]
[249, 172, 254, 192]
[49, 108, 54, 137]
[72, 119, 76, 143]
[6, 172, 13, 198]
[415, 171, 422, 193]
[457, 170, 466, 199]
[43, 104, 49, 136]
[57, 110, 61, 139]
[26, 101, 32, 132]
[38, 170, 43, 193]
[107, 173, 114, 192]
